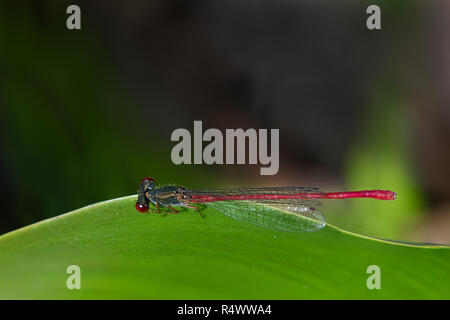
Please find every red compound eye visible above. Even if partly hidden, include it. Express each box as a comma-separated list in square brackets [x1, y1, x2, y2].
[135, 202, 150, 213]
[140, 177, 155, 184]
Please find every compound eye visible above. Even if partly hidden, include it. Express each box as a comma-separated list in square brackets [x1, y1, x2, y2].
[135, 202, 149, 213]
[140, 177, 155, 184]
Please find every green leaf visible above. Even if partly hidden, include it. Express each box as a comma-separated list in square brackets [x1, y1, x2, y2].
[0, 196, 449, 299]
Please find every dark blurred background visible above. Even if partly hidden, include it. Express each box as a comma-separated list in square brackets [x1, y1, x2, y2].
[1, 0, 449, 243]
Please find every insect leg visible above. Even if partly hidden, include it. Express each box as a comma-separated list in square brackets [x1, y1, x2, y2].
[168, 206, 179, 214]
[184, 203, 204, 218]
[150, 202, 161, 214]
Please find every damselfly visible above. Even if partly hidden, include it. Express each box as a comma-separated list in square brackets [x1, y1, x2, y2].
[135, 177, 397, 232]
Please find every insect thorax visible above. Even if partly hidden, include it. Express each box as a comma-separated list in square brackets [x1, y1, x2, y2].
[153, 186, 191, 206]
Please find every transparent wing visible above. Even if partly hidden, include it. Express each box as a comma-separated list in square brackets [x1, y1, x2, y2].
[206, 200, 326, 233]
[192, 186, 322, 195]
[191, 187, 324, 208]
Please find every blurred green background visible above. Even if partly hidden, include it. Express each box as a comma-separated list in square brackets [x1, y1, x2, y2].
[0, 0, 449, 244]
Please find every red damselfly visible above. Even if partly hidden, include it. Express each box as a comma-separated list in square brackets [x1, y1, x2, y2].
[135, 177, 397, 232]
